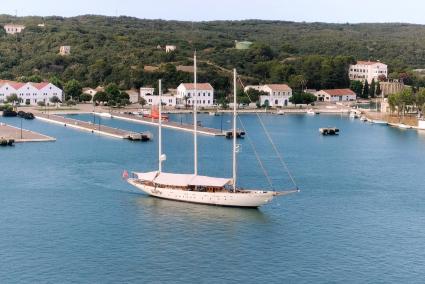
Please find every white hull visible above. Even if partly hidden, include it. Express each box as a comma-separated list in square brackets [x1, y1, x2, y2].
[370, 119, 387, 125]
[127, 179, 276, 208]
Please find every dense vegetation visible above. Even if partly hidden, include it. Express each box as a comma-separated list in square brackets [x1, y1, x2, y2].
[1, 15, 425, 101]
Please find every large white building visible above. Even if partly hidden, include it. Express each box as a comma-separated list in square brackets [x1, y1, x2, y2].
[176, 83, 214, 107]
[0, 80, 63, 105]
[4, 24, 25, 34]
[245, 84, 293, 107]
[349, 61, 388, 83]
[141, 94, 176, 107]
[314, 89, 357, 102]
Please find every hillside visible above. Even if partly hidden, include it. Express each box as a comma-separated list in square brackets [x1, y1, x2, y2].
[0, 15, 424, 95]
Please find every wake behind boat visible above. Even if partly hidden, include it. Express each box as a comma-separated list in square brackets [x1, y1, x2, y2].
[126, 54, 298, 208]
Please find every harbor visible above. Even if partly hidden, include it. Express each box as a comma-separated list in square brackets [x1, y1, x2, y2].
[35, 113, 152, 141]
[95, 111, 225, 136]
[2, 113, 425, 283]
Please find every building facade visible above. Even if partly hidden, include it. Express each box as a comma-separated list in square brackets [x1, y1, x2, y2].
[165, 45, 177, 53]
[176, 83, 214, 107]
[314, 89, 357, 102]
[0, 80, 63, 105]
[245, 84, 293, 107]
[60, 46, 71, 56]
[349, 61, 388, 83]
[4, 24, 25, 34]
[141, 94, 176, 107]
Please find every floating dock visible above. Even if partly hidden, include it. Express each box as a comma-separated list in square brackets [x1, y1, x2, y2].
[96, 112, 225, 137]
[319, 127, 340, 135]
[35, 113, 151, 141]
[0, 123, 56, 143]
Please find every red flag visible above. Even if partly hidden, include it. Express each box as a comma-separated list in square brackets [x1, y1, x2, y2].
[122, 170, 129, 180]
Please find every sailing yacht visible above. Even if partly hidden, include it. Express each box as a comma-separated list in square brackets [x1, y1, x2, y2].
[127, 55, 297, 208]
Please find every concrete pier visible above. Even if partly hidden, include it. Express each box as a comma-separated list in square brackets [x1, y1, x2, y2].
[98, 112, 225, 136]
[35, 113, 151, 141]
[0, 123, 56, 143]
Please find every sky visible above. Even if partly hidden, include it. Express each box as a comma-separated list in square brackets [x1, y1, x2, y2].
[1, 0, 424, 24]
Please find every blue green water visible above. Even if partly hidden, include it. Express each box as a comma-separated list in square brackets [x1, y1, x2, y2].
[1, 113, 425, 283]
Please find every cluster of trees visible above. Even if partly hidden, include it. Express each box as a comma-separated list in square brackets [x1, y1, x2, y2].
[350, 79, 382, 99]
[388, 88, 425, 116]
[4, 15, 425, 104]
[93, 83, 130, 107]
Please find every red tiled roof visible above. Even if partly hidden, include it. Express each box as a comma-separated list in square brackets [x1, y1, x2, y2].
[181, 83, 213, 90]
[0, 80, 51, 90]
[265, 84, 292, 92]
[322, 89, 356, 96]
[32, 82, 50, 90]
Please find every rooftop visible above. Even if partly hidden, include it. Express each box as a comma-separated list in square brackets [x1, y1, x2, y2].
[321, 89, 356, 96]
[180, 83, 213, 90]
[265, 84, 292, 92]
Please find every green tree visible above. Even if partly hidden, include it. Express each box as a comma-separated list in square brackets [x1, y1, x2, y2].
[139, 97, 147, 107]
[350, 80, 363, 97]
[376, 81, 382, 97]
[362, 80, 369, 99]
[93, 91, 109, 103]
[49, 76, 63, 89]
[64, 79, 82, 101]
[6, 94, 19, 105]
[369, 79, 376, 98]
[80, 93, 93, 102]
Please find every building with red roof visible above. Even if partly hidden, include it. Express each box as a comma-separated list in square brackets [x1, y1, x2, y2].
[0, 80, 63, 105]
[349, 60, 388, 83]
[314, 89, 357, 102]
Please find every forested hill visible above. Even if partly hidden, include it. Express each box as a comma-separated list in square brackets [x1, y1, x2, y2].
[0, 15, 424, 93]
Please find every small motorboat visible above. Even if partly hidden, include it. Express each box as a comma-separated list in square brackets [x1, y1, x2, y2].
[277, 110, 285, 115]
[306, 109, 316, 115]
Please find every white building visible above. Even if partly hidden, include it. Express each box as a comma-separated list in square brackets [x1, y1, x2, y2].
[245, 84, 293, 107]
[165, 45, 177, 53]
[176, 83, 214, 107]
[4, 24, 25, 34]
[349, 61, 388, 83]
[60, 46, 71, 56]
[140, 87, 155, 97]
[83, 87, 97, 97]
[142, 94, 176, 107]
[314, 89, 357, 102]
[0, 80, 63, 105]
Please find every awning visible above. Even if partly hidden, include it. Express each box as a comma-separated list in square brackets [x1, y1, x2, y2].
[189, 175, 231, 187]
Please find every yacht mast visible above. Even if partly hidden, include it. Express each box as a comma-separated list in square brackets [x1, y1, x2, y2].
[194, 52, 198, 176]
[233, 69, 237, 192]
[158, 79, 163, 173]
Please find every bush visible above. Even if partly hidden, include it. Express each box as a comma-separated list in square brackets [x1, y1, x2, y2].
[37, 101, 46, 107]
[64, 100, 77, 106]
[0, 104, 13, 111]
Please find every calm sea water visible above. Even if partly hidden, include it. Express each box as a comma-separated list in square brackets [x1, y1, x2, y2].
[1, 113, 425, 283]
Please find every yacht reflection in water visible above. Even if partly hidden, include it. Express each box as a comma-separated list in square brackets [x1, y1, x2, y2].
[133, 194, 271, 224]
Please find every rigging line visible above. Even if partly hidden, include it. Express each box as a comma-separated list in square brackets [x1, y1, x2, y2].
[237, 76, 299, 190]
[237, 115, 275, 191]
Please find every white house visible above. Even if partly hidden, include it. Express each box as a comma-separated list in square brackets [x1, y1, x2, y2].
[245, 84, 293, 107]
[4, 24, 25, 34]
[60, 46, 71, 56]
[141, 94, 176, 107]
[165, 45, 177, 53]
[176, 83, 214, 107]
[83, 88, 97, 96]
[349, 61, 388, 83]
[314, 89, 357, 102]
[0, 80, 63, 105]
[140, 87, 155, 97]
